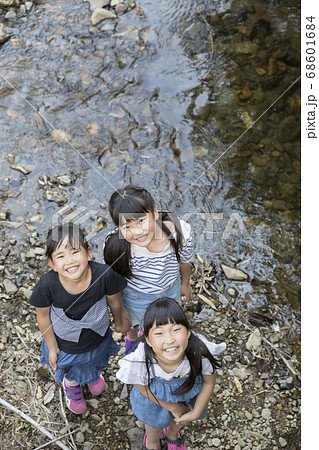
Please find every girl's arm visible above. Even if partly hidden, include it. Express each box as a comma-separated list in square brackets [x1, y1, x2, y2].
[36, 307, 60, 370]
[180, 262, 192, 303]
[107, 292, 132, 334]
[174, 373, 217, 424]
[136, 384, 190, 418]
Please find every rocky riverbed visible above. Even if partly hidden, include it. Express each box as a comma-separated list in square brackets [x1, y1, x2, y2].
[0, 0, 301, 448]
[0, 235, 301, 449]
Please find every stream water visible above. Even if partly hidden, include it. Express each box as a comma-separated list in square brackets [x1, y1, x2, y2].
[0, 0, 300, 357]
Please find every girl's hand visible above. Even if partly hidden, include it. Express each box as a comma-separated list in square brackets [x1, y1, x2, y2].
[174, 408, 197, 425]
[181, 283, 192, 304]
[48, 347, 60, 370]
[115, 308, 132, 335]
[170, 402, 190, 419]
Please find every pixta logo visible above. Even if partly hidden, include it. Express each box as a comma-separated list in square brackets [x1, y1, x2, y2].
[51, 203, 100, 243]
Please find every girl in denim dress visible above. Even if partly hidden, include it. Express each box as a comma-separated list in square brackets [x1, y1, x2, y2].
[116, 298, 226, 450]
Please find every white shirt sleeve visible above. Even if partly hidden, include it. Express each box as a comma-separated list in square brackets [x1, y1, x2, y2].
[116, 343, 151, 385]
[179, 220, 195, 263]
[196, 333, 226, 374]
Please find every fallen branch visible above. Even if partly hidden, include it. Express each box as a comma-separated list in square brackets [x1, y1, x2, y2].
[0, 397, 71, 450]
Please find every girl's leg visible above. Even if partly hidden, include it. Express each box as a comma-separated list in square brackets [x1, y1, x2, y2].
[144, 424, 162, 449]
[165, 419, 183, 441]
[125, 325, 140, 355]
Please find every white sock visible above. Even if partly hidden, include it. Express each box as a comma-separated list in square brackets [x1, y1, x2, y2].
[64, 377, 79, 387]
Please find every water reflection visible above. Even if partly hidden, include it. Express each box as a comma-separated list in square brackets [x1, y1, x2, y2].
[0, 0, 300, 330]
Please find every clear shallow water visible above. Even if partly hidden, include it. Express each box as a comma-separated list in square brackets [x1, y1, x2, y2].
[0, 0, 300, 343]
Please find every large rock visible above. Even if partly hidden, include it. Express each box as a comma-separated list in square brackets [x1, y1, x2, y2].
[220, 263, 249, 281]
[91, 8, 117, 25]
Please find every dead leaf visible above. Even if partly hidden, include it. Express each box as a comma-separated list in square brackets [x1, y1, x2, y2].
[10, 39, 20, 46]
[234, 376, 243, 393]
[43, 384, 55, 405]
[197, 293, 217, 310]
[24, 223, 35, 231]
[36, 386, 43, 400]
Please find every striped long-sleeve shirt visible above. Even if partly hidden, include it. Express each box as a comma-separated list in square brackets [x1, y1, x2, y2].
[127, 220, 194, 294]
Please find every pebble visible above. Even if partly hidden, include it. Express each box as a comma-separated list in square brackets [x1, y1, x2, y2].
[3, 279, 18, 295]
[279, 437, 287, 447]
[0, 0, 14, 6]
[261, 408, 272, 420]
[5, 10, 16, 19]
[212, 438, 221, 447]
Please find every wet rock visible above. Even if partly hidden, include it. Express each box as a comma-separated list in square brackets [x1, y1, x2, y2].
[0, 24, 12, 45]
[86, 0, 110, 10]
[220, 263, 249, 281]
[235, 41, 259, 54]
[0, 220, 22, 229]
[115, 3, 127, 14]
[91, 8, 117, 25]
[275, 116, 300, 142]
[25, 2, 33, 11]
[249, 19, 272, 42]
[3, 279, 18, 295]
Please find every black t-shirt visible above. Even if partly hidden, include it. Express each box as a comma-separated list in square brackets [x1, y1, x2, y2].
[29, 261, 126, 354]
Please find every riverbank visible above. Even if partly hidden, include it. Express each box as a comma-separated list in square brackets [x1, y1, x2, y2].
[0, 239, 300, 449]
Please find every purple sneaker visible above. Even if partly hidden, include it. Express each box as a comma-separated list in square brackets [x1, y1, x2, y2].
[62, 378, 87, 414]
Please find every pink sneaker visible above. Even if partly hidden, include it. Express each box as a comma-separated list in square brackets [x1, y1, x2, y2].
[62, 378, 87, 414]
[87, 372, 105, 396]
[163, 428, 186, 450]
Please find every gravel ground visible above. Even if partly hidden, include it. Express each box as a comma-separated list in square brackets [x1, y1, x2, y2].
[0, 240, 301, 450]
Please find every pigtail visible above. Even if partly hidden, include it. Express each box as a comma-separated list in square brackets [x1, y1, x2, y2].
[172, 332, 222, 396]
[103, 230, 133, 278]
[158, 211, 183, 263]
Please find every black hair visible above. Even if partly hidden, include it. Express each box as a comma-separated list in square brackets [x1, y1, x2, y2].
[46, 222, 89, 259]
[103, 185, 183, 278]
[141, 297, 221, 396]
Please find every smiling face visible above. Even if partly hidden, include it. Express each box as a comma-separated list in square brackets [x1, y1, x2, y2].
[145, 321, 191, 369]
[119, 209, 159, 248]
[48, 238, 92, 285]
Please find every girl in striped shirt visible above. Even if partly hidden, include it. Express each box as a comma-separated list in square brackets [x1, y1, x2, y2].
[103, 185, 194, 354]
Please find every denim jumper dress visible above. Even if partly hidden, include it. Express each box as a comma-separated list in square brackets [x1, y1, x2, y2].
[130, 364, 209, 428]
